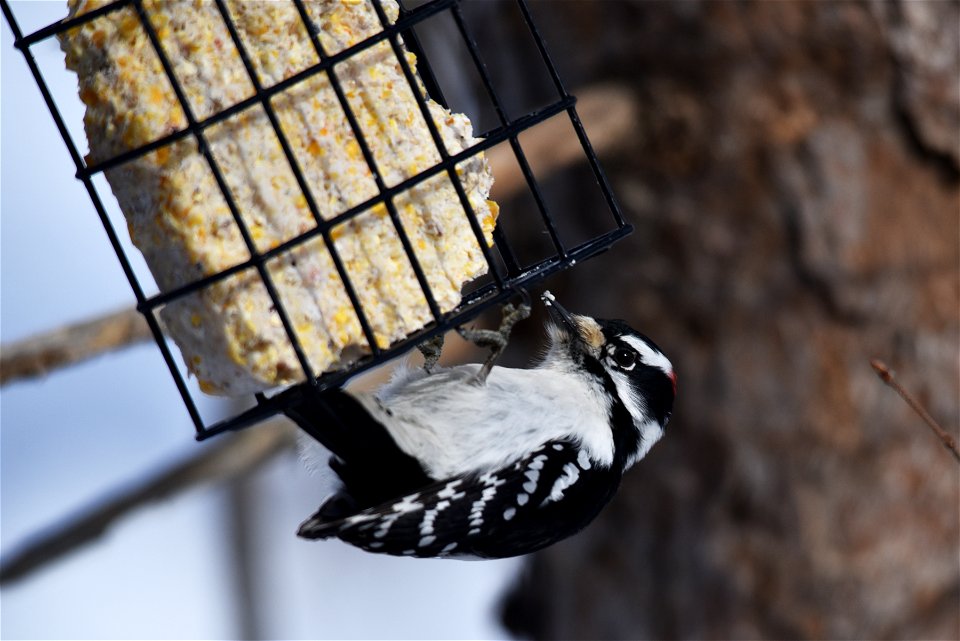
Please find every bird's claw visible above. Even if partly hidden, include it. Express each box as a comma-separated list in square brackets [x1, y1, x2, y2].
[458, 302, 532, 384]
[417, 334, 445, 373]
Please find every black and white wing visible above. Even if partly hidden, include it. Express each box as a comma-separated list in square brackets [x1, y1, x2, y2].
[298, 440, 622, 559]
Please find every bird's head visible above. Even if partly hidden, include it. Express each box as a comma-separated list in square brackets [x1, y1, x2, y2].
[541, 291, 676, 469]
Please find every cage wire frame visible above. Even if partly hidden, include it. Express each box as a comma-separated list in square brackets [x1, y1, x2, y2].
[2, 0, 633, 441]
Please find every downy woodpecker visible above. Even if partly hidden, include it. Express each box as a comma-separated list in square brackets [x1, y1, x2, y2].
[287, 292, 676, 559]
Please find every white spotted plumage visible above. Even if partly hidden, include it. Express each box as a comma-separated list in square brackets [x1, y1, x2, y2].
[543, 462, 580, 505]
[290, 292, 676, 559]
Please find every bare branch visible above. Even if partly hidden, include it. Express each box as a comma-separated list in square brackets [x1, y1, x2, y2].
[0, 420, 298, 585]
[0, 307, 152, 387]
[487, 83, 637, 199]
[871, 358, 960, 464]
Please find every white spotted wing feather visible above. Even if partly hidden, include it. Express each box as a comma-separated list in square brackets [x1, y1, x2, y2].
[298, 440, 618, 559]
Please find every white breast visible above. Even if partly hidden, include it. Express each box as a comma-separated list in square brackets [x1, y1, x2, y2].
[360, 363, 615, 480]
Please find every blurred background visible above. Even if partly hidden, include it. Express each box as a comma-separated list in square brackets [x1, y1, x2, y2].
[2, 0, 958, 639]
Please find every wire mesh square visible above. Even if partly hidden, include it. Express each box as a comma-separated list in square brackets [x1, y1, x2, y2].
[2, 0, 632, 440]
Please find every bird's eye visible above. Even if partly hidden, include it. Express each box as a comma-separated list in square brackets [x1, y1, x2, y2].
[612, 347, 636, 369]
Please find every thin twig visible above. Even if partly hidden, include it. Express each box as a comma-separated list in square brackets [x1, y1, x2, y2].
[0, 420, 298, 585]
[0, 307, 152, 387]
[871, 359, 960, 464]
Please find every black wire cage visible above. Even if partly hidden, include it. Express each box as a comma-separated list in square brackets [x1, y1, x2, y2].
[2, 0, 632, 440]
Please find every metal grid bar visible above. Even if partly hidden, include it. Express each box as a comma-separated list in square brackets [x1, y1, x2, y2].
[394, 2, 449, 110]
[2, 0, 633, 440]
[0, 0, 205, 430]
[368, 0, 508, 292]
[290, 0, 443, 324]
[130, 0, 317, 383]
[515, 0, 628, 229]
[448, 2, 567, 259]
[140, 97, 573, 312]
[76, 0, 457, 179]
[210, 0, 382, 359]
[198, 224, 631, 440]
[16, 0, 131, 47]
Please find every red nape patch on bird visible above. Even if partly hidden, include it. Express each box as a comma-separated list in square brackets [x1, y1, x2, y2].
[669, 370, 678, 395]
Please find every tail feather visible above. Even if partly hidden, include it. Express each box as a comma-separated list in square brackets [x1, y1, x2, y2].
[297, 493, 360, 539]
[285, 387, 433, 511]
[297, 513, 338, 539]
[285, 388, 374, 462]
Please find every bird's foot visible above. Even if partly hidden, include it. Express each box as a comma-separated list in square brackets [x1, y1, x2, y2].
[417, 333, 445, 373]
[458, 302, 532, 384]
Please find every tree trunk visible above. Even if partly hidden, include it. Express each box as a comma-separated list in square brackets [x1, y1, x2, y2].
[493, 1, 960, 638]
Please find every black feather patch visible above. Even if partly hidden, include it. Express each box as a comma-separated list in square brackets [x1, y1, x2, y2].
[286, 388, 432, 509]
[298, 440, 623, 559]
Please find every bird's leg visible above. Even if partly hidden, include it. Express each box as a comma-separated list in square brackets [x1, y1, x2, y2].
[417, 333, 445, 373]
[458, 302, 532, 384]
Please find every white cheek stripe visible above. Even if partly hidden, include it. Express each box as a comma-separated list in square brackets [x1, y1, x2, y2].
[621, 335, 673, 377]
[609, 370, 665, 469]
[609, 370, 647, 427]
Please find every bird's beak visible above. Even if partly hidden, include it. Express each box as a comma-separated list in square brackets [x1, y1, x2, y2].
[542, 290, 577, 333]
[541, 291, 604, 351]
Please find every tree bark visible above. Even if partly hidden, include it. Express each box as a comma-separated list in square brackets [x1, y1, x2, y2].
[495, 1, 960, 639]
